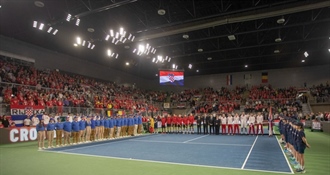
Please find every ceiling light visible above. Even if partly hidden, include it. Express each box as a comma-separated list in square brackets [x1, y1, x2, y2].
[128, 34, 132, 40]
[124, 45, 130, 49]
[73, 43, 78, 47]
[47, 27, 53, 33]
[328, 49, 330, 52]
[91, 44, 95, 49]
[53, 29, 58, 35]
[172, 64, 175, 69]
[111, 53, 115, 57]
[123, 38, 127, 43]
[112, 38, 116, 43]
[228, 35, 236, 41]
[109, 30, 114, 37]
[196, 70, 199, 72]
[82, 40, 85, 46]
[66, 14, 71, 22]
[138, 45, 145, 53]
[105, 35, 110, 41]
[275, 38, 282, 42]
[168, 57, 171, 62]
[115, 54, 119, 59]
[207, 57, 212, 60]
[131, 36, 135, 41]
[39, 23, 44, 30]
[133, 49, 137, 53]
[198, 48, 203, 52]
[155, 74, 158, 76]
[304, 51, 309, 57]
[126, 62, 129, 66]
[119, 27, 124, 35]
[175, 65, 178, 69]
[274, 50, 280, 53]
[155, 59, 159, 63]
[158, 9, 166, 15]
[87, 42, 91, 48]
[34, 1, 44, 8]
[277, 18, 285, 24]
[152, 58, 155, 62]
[115, 32, 119, 39]
[188, 64, 192, 69]
[76, 37, 81, 45]
[183, 34, 189, 39]
[33, 21, 37, 28]
[107, 49, 111, 56]
[87, 28, 94, 33]
[75, 19, 80, 26]
[301, 59, 305, 63]
[245, 64, 248, 68]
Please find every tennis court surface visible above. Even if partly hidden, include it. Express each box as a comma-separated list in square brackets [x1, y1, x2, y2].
[44, 134, 293, 174]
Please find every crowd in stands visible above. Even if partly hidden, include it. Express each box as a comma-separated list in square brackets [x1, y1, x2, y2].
[310, 82, 330, 103]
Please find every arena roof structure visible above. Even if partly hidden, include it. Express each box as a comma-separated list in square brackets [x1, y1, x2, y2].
[0, 0, 329, 79]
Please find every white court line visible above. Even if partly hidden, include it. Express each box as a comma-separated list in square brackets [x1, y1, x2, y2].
[276, 136, 294, 174]
[129, 139, 251, 147]
[241, 136, 258, 169]
[183, 135, 209, 143]
[42, 150, 292, 174]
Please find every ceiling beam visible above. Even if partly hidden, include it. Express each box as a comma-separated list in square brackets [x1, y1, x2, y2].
[134, 1, 330, 42]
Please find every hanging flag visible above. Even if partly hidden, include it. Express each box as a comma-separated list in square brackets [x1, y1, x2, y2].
[159, 71, 184, 86]
[227, 74, 233, 85]
[261, 72, 268, 83]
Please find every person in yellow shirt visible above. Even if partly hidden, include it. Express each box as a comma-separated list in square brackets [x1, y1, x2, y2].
[149, 116, 154, 133]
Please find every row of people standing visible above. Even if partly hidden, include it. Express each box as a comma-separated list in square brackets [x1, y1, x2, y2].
[150, 112, 269, 135]
[36, 114, 143, 150]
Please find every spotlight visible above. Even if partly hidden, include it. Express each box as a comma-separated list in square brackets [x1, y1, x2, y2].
[188, 64, 192, 69]
[196, 70, 199, 72]
[112, 38, 116, 43]
[301, 59, 305, 63]
[110, 30, 114, 37]
[33, 21, 37, 28]
[107, 49, 111, 56]
[52, 29, 58, 35]
[66, 14, 72, 22]
[245, 64, 248, 68]
[105, 35, 110, 41]
[328, 49, 330, 52]
[119, 28, 124, 35]
[91, 44, 95, 49]
[39, 23, 44, 30]
[115, 54, 119, 59]
[76, 37, 81, 45]
[126, 62, 129, 66]
[111, 53, 115, 57]
[133, 49, 137, 53]
[73, 43, 78, 47]
[152, 58, 156, 62]
[172, 64, 175, 69]
[82, 40, 86, 46]
[115, 32, 119, 39]
[75, 18, 80, 26]
[115, 40, 119, 45]
[122, 38, 127, 43]
[128, 34, 132, 40]
[304, 51, 309, 57]
[47, 27, 53, 33]
[87, 42, 91, 48]
[168, 57, 171, 62]
[165, 56, 168, 60]
[131, 36, 135, 41]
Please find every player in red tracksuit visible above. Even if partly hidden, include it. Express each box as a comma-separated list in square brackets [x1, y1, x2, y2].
[161, 115, 166, 133]
[220, 114, 227, 135]
[172, 115, 177, 133]
[176, 115, 182, 134]
[182, 115, 188, 134]
[166, 115, 172, 133]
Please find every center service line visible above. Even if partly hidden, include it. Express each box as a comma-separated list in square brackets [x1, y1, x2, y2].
[183, 135, 209, 143]
[241, 136, 258, 169]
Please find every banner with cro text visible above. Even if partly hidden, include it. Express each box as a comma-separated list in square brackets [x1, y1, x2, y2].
[10, 105, 45, 127]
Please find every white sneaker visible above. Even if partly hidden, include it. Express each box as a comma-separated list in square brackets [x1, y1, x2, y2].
[38, 147, 42, 150]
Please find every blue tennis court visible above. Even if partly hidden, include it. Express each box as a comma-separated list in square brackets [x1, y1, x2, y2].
[45, 134, 293, 174]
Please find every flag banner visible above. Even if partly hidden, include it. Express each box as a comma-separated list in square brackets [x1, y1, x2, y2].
[10, 105, 45, 127]
[159, 71, 184, 86]
[226, 74, 233, 85]
[107, 110, 112, 117]
[262, 72, 268, 83]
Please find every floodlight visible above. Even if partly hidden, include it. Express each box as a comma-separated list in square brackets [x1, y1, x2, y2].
[122, 38, 127, 43]
[77, 37, 81, 45]
[301, 59, 305, 63]
[120, 28, 124, 35]
[152, 58, 155, 62]
[82, 40, 86, 46]
[172, 64, 175, 69]
[112, 38, 116, 43]
[107, 49, 111, 56]
[304, 51, 309, 57]
[115, 54, 119, 59]
[66, 14, 71, 22]
[110, 30, 114, 37]
[75, 19, 80, 26]
[105, 35, 110, 41]
[88, 42, 91, 48]
[133, 49, 137, 53]
[39, 23, 44, 30]
[128, 34, 132, 40]
[168, 57, 171, 62]
[131, 36, 135, 41]
[188, 64, 192, 69]
[33, 21, 37, 28]
[47, 27, 53, 33]
[52, 29, 58, 35]
[115, 32, 119, 39]
[111, 53, 115, 57]
[115, 40, 119, 45]
[91, 44, 95, 49]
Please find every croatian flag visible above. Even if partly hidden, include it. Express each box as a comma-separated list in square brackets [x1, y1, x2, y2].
[227, 74, 233, 85]
[10, 105, 45, 127]
[159, 71, 184, 86]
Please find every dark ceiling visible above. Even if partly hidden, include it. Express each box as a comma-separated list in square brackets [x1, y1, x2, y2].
[0, 0, 329, 80]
